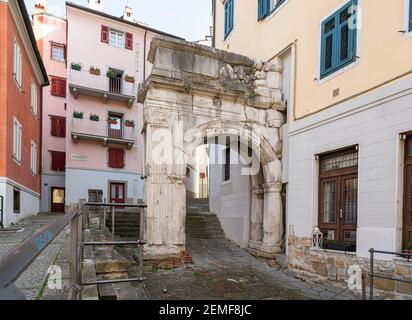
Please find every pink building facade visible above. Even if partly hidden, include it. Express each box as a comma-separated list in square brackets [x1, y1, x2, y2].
[32, 1, 67, 213]
[65, 2, 182, 205]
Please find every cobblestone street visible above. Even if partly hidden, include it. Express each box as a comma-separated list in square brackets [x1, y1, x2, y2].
[0, 214, 70, 300]
[142, 239, 359, 300]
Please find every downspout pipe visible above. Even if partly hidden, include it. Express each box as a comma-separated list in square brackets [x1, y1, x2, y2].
[212, 0, 216, 48]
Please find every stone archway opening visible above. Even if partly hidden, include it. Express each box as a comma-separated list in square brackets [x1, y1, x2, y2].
[138, 37, 286, 261]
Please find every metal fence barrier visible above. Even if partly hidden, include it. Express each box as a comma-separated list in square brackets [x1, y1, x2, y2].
[0, 200, 147, 300]
[0, 205, 80, 299]
[369, 248, 412, 300]
[0, 195, 3, 229]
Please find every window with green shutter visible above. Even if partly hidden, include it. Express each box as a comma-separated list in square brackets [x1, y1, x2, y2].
[320, 0, 358, 79]
[224, 0, 234, 39]
[409, 0, 412, 32]
[258, 0, 286, 21]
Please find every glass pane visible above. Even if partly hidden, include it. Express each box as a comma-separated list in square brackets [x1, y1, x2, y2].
[344, 230, 356, 242]
[52, 189, 65, 204]
[111, 185, 116, 198]
[321, 151, 358, 172]
[409, 169, 412, 224]
[322, 181, 336, 223]
[408, 138, 412, 157]
[118, 185, 124, 199]
[343, 178, 358, 224]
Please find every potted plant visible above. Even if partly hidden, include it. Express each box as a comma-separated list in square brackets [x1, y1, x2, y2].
[89, 66, 101, 76]
[71, 63, 82, 71]
[125, 119, 135, 127]
[404, 244, 412, 260]
[73, 111, 84, 119]
[107, 116, 118, 125]
[106, 70, 116, 78]
[89, 113, 99, 122]
[125, 75, 135, 84]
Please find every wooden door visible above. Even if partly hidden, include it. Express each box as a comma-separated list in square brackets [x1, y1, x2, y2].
[404, 136, 412, 249]
[109, 183, 125, 205]
[51, 188, 65, 213]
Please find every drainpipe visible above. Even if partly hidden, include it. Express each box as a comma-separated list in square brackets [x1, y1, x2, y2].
[0, 195, 3, 229]
[212, 0, 216, 48]
[143, 30, 148, 81]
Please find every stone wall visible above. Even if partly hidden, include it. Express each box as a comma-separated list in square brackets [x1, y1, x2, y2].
[287, 234, 412, 297]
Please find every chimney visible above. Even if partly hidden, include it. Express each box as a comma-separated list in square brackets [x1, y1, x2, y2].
[34, 0, 47, 14]
[123, 6, 134, 22]
[88, 0, 104, 11]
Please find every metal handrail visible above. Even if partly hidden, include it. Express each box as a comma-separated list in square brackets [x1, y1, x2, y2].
[0, 206, 80, 299]
[0, 195, 3, 229]
[369, 248, 412, 300]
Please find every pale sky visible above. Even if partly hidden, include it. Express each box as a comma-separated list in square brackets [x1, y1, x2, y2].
[24, 0, 213, 41]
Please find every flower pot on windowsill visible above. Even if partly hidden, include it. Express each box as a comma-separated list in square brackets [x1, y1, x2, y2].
[71, 63, 82, 71]
[107, 119, 117, 125]
[89, 68, 101, 76]
[73, 111, 84, 119]
[125, 76, 135, 84]
[89, 114, 99, 122]
[125, 120, 135, 127]
[106, 70, 116, 78]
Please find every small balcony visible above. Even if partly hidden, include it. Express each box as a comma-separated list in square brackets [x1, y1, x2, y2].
[71, 116, 135, 149]
[68, 69, 136, 107]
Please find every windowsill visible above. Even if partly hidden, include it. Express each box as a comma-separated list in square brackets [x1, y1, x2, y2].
[12, 157, 21, 166]
[13, 77, 22, 92]
[31, 108, 37, 119]
[221, 179, 232, 186]
[310, 247, 357, 256]
[404, 31, 412, 40]
[51, 58, 65, 63]
[222, 28, 234, 44]
[264, 0, 289, 23]
[317, 58, 360, 85]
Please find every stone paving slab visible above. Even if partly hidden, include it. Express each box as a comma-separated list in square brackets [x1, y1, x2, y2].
[141, 238, 359, 300]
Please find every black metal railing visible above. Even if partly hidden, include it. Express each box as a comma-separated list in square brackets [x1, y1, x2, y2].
[369, 248, 412, 300]
[0, 200, 147, 300]
[0, 206, 80, 299]
[0, 195, 3, 229]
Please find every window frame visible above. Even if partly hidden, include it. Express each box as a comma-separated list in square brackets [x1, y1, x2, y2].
[13, 188, 20, 214]
[50, 151, 66, 172]
[224, 0, 234, 40]
[258, 0, 287, 21]
[223, 137, 231, 182]
[403, 135, 412, 249]
[30, 140, 37, 175]
[13, 38, 22, 88]
[109, 29, 125, 48]
[319, 0, 358, 80]
[318, 147, 359, 252]
[30, 80, 37, 116]
[50, 42, 65, 63]
[13, 117, 22, 164]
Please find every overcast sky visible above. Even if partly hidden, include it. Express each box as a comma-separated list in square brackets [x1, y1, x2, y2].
[24, 0, 213, 41]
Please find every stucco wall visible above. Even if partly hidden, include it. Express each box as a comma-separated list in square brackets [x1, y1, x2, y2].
[287, 75, 412, 260]
[209, 144, 251, 247]
[214, 0, 412, 120]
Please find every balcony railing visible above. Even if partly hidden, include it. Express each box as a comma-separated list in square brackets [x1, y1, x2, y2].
[71, 117, 135, 149]
[68, 69, 136, 107]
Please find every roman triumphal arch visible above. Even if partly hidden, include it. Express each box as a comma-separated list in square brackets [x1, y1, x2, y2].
[138, 37, 286, 260]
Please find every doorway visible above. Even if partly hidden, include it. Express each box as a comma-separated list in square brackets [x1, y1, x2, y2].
[108, 68, 123, 94]
[108, 112, 123, 139]
[51, 187, 65, 213]
[109, 182, 126, 205]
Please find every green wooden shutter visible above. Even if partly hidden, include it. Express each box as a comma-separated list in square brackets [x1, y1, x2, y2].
[321, 16, 337, 77]
[224, 0, 234, 39]
[409, 0, 412, 32]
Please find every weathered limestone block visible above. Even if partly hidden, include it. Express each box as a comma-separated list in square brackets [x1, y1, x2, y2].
[266, 109, 284, 128]
[263, 58, 283, 73]
[266, 72, 282, 89]
[255, 71, 266, 80]
[249, 186, 264, 242]
[254, 79, 267, 87]
[262, 182, 283, 255]
[245, 106, 259, 123]
[254, 59, 264, 71]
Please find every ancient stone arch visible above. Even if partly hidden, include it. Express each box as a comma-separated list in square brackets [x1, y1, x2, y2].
[138, 37, 286, 259]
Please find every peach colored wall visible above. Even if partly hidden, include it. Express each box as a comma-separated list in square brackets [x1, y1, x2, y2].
[66, 5, 158, 173]
[214, 0, 412, 121]
[33, 13, 67, 176]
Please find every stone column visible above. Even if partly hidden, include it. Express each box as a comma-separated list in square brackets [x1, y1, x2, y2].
[249, 186, 264, 243]
[261, 182, 283, 257]
[144, 123, 186, 258]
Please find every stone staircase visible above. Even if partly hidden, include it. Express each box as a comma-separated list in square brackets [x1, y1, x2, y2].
[186, 198, 225, 239]
[106, 208, 141, 240]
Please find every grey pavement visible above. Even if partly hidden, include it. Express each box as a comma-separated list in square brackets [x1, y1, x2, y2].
[141, 238, 359, 300]
[0, 213, 70, 300]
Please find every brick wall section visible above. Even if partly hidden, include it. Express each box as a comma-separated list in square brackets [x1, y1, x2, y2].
[0, 3, 42, 194]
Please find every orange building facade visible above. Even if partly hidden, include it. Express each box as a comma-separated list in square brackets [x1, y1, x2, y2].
[0, 0, 49, 227]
